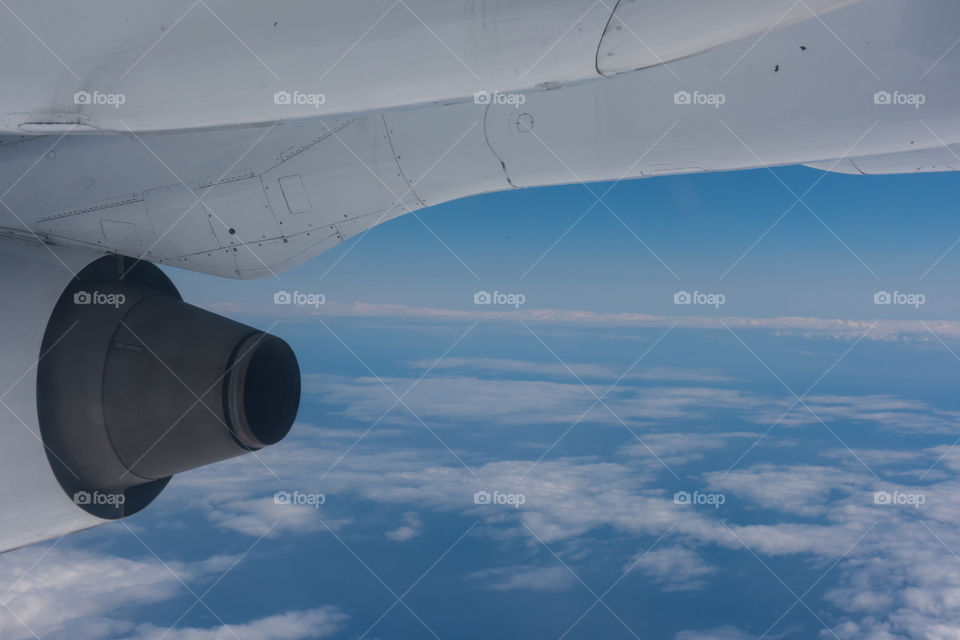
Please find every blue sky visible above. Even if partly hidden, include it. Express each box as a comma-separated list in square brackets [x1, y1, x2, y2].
[174, 165, 960, 320]
[5, 168, 960, 639]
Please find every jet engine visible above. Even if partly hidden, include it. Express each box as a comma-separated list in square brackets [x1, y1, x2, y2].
[0, 239, 299, 551]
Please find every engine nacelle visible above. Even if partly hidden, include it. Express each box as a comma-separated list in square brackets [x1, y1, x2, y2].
[0, 239, 299, 550]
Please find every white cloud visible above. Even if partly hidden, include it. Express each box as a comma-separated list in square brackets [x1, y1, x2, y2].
[306, 372, 781, 430]
[774, 395, 960, 435]
[307, 371, 960, 439]
[675, 626, 755, 640]
[202, 496, 351, 539]
[411, 358, 734, 384]
[48, 430, 960, 640]
[466, 565, 576, 592]
[0, 549, 237, 640]
[628, 547, 716, 591]
[0, 541, 347, 640]
[123, 607, 346, 640]
[386, 512, 422, 541]
[410, 357, 622, 380]
[623, 432, 758, 466]
[306, 373, 600, 426]
[705, 465, 866, 516]
[119, 359, 960, 639]
[221, 300, 960, 344]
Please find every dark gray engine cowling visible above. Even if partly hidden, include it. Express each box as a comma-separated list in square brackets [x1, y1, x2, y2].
[37, 256, 300, 519]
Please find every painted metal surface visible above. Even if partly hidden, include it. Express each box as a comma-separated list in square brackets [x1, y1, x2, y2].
[596, 0, 855, 75]
[0, 241, 105, 552]
[0, 0, 855, 134]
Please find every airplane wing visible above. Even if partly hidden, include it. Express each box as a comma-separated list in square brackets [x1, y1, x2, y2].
[0, 0, 853, 134]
